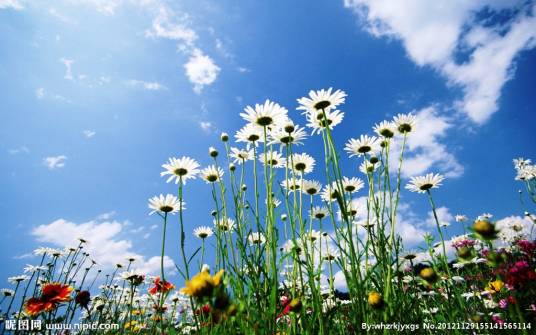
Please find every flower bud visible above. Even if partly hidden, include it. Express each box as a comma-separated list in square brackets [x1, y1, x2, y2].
[220, 132, 229, 142]
[209, 147, 218, 158]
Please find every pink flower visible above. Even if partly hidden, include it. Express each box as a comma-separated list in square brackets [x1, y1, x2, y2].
[492, 315, 505, 325]
[498, 299, 508, 309]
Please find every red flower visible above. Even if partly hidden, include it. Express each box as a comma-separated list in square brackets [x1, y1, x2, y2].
[505, 260, 536, 287]
[148, 277, 174, 295]
[75, 290, 91, 307]
[517, 240, 536, 255]
[25, 283, 73, 316]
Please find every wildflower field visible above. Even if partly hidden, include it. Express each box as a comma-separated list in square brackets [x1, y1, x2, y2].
[1, 89, 535, 334]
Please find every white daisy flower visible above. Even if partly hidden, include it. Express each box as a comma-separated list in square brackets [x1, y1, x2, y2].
[148, 194, 184, 215]
[247, 232, 266, 245]
[344, 135, 380, 157]
[393, 113, 416, 134]
[320, 183, 341, 202]
[235, 123, 264, 147]
[305, 230, 322, 243]
[265, 197, 281, 208]
[290, 153, 315, 174]
[269, 121, 307, 146]
[341, 198, 366, 218]
[161, 157, 200, 184]
[23, 265, 47, 273]
[359, 161, 377, 174]
[119, 270, 145, 282]
[259, 151, 285, 168]
[455, 215, 468, 222]
[200, 165, 224, 183]
[282, 239, 303, 254]
[477, 213, 493, 220]
[297, 88, 347, 114]
[8, 275, 30, 284]
[281, 178, 302, 192]
[33, 247, 57, 256]
[341, 176, 364, 193]
[230, 147, 254, 164]
[301, 180, 322, 195]
[240, 99, 288, 128]
[220, 132, 229, 142]
[373, 120, 396, 138]
[1, 288, 15, 296]
[310, 206, 329, 220]
[513, 158, 536, 181]
[405, 173, 445, 193]
[213, 218, 235, 232]
[323, 248, 339, 262]
[193, 226, 213, 239]
[306, 109, 344, 135]
[208, 146, 218, 158]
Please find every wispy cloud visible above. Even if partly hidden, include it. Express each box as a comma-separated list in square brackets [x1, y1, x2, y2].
[77, 0, 121, 15]
[144, 5, 221, 93]
[60, 57, 74, 80]
[8, 146, 29, 155]
[32, 216, 174, 274]
[184, 48, 221, 93]
[144, 6, 198, 46]
[83, 130, 96, 138]
[35, 88, 45, 99]
[0, 0, 24, 10]
[43, 155, 67, 170]
[344, 1, 536, 123]
[426, 206, 454, 228]
[48, 8, 76, 24]
[127, 79, 167, 91]
[35, 87, 72, 103]
[199, 121, 214, 133]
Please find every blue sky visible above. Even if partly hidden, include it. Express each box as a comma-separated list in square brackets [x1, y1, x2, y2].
[1, 0, 535, 285]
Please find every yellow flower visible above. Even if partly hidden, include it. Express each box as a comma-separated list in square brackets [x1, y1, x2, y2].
[180, 269, 224, 298]
[473, 220, 497, 239]
[124, 320, 144, 332]
[485, 279, 504, 293]
[368, 291, 383, 309]
[419, 267, 438, 284]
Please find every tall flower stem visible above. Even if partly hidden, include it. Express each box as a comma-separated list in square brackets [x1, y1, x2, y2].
[1, 282, 20, 335]
[177, 178, 190, 280]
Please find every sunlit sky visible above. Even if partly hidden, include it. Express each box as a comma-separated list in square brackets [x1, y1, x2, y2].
[1, 0, 535, 285]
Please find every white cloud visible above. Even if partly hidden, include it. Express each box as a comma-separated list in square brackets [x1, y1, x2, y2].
[74, 0, 121, 15]
[127, 79, 166, 91]
[143, 5, 220, 93]
[333, 270, 348, 291]
[96, 211, 116, 220]
[426, 206, 454, 228]
[391, 106, 464, 178]
[43, 155, 67, 170]
[394, 203, 431, 246]
[0, 0, 23, 10]
[60, 58, 74, 80]
[83, 130, 96, 138]
[48, 8, 76, 24]
[199, 121, 213, 132]
[35, 88, 45, 99]
[98, 76, 111, 85]
[32, 217, 174, 275]
[8, 146, 29, 155]
[184, 48, 221, 93]
[344, 1, 536, 123]
[145, 6, 197, 46]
